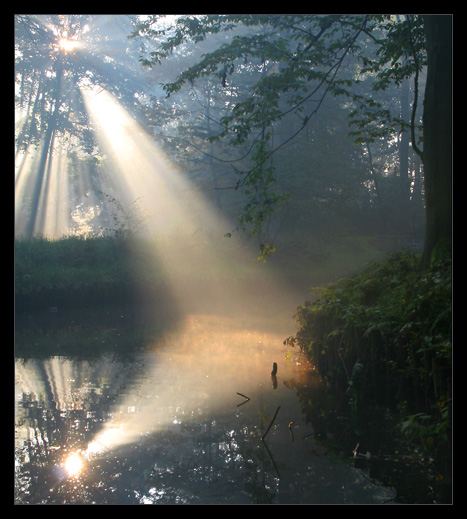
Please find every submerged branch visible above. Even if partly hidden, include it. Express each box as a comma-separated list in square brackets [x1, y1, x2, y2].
[261, 405, 281, 442]
[236, 392, 251, 407]
[262, 437, 281, 478]
[261, 406, 282, 477]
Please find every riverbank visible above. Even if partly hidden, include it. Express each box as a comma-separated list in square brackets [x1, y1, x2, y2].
[15, 235, 168, 312]
[15, 232, 403, 313]
[14, 235, 451, 501]
[287, 250, 452, 502]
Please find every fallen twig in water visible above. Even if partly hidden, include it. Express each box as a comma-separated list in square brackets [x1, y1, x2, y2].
[261, 407, 282, 478]
[236, 392, 250, 407]
[262, 406, 281, 442]
[262, 437, 281, 478]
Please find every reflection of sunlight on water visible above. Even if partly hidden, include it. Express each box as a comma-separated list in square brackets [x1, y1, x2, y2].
[72, 86, 303, 456]
[15, 312, 300, 484]
[64, 452, 84, 477]
[16, 314, 400, 505]
[85, 439, 107, 458]
[85, 313, 292, 455]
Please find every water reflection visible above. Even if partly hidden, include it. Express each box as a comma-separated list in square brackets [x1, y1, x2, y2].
[15, 311, 398, 504]
[64, 452, 84, 477]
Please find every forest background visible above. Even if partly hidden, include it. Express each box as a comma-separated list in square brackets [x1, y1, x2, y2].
[14, 14, 453, 499]
[15, 15, 446, 261]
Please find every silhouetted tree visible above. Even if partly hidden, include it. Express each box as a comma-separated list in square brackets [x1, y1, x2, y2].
[134, 14, 452, 266]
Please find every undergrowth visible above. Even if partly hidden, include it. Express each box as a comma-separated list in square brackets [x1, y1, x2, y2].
[287, 250, 452, 471]
[14, 235, 166, 310]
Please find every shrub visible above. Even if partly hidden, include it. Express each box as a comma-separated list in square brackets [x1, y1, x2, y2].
[287, 250, 452, 456]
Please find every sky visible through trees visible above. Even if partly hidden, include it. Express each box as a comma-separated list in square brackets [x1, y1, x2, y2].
[14, 16, 452, 504]
[15, 14, 436, 258]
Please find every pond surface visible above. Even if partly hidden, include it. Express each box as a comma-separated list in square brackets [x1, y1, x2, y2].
[15, 306, 398, 505]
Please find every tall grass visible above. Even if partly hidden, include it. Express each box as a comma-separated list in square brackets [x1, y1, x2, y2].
[14, 234, 169, 310]
[16, 235, 128, 291]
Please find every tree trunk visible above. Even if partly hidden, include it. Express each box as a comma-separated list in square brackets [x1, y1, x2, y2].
[421, 15, 452, 267]
[24, 58, 63, 239]
[399, 77, 411, 227]
[365, 141, 387, 233]
[411, 153, 424, 232]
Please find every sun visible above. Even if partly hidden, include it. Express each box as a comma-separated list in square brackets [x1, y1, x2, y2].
[59, 38, 80, 52]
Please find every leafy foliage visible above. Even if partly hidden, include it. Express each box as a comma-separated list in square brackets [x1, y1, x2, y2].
[133, 15, 427, 242]
[287, 251, 451, 457]
[133, 15, 373, 238]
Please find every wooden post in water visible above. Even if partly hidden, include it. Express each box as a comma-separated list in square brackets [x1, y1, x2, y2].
[271, 362, 278, 389]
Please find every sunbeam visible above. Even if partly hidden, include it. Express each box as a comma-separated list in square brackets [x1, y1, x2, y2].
[80, 85, 297, 314]
[15, 135, 71, 239]
[36, 85, 302, 458]
[80, 85, 226, 239]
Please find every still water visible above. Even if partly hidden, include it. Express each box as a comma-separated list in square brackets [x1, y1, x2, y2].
[15, 307, 397, 505]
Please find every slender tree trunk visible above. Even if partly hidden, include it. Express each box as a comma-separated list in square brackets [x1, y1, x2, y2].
[421, 15, 452, 267]
[24, 58, 63, 239]
[399, 77, 411, 229]
[398, 15, 414, 223]
[206, 88, 222, 210]
[365, 142, 386, 233]
[411, 153, 424, 232]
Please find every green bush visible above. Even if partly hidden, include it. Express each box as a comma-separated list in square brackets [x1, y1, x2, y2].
[14, 235, 166, 310]
[288, 250, 452, 456]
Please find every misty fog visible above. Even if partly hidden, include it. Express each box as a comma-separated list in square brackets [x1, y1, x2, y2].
[15, 15, 450, 505]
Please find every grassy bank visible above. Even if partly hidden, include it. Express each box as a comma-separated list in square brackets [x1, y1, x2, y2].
[287, 250, 452, 499]
[15, 232, 394, 312]
[14, 235, 170, 311]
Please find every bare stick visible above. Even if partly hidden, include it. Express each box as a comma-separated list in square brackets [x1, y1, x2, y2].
[262, 437, 281, 478]
[236, 392, 250, 407]
[261, 406, 281, 442]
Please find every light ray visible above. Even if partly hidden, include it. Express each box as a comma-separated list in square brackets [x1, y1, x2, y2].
[15, 135, 71, 239]
[16, 84, 304, 469]
[80, 85, 261, 311]
[79, 84, 305, 316]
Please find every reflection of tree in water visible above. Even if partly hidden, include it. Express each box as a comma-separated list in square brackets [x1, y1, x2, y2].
[14, 355, 135, 504]
[285, 369, 355, 448]
[139, 412, 279, 505]
[286, 369, 444, 503]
